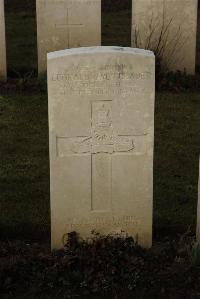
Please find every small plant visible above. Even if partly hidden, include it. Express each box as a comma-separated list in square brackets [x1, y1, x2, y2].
[174, 228, 200, 266]
[133, 8, 186, 76]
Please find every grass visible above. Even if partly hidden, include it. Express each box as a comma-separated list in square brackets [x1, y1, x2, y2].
[0, 94, 50, 241]
[154, 92, 200, 238]
[0, 1, 200, 242]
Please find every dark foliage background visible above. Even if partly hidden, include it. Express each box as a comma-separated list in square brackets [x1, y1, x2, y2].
[5, 0, 36, 13]
[4, 0, 131, 13]
[102, 0, 131, 12]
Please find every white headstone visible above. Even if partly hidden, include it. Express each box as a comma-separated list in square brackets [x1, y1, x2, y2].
[48, 46, 155, 249]
[197, 159, 200, 242]
[36, 0, 101, 73]
[132, 0, 198, 74]
[0, 0, 6, 81]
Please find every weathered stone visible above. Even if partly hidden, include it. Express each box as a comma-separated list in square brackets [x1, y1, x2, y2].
[132, 0, 198, 74]
[48, 46, 155, 249]
[36, 0, 101, 73]
[0, 0, 6, 81]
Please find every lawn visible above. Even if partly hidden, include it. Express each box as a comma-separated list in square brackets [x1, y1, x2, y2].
[0, 0, 200, 244]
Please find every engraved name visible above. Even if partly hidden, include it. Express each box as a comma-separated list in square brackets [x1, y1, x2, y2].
[52, 64, 152, 96]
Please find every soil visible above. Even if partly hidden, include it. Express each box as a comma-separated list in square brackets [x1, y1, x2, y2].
[0, 233, 200, 299]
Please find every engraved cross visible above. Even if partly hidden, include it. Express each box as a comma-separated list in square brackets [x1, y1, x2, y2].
[55, 5, 84, 48]
[57, 101, 147, 212]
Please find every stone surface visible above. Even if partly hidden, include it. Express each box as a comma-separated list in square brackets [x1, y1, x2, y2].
[36, 0, 101, 73]
[0, 0, 6, 81]
[197, 159, 200, 242]
[132, 0, 198, 74]
[48, 46, 155, 249]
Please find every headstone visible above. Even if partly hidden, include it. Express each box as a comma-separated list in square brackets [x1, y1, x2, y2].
[197, 159, 200, 242]
[132, 0, 198, 74]
[0, 0, 7, 81]
[48, 46, 155, 249]
[36, 0, 101, 73]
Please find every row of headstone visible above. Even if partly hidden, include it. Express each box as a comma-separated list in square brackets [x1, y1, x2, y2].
[0, 0, 6, 81]
[0, 0, 198, 79]
[39, 0, 198, 74]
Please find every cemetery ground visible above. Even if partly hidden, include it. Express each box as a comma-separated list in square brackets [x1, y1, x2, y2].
[0, 1, 200, 298]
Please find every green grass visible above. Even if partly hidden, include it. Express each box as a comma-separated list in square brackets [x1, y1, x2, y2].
[154, 92, 200, 237]
[0, 94, 50, 241]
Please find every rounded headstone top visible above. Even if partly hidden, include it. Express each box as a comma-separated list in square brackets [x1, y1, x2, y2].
[47, 46, 154, 60]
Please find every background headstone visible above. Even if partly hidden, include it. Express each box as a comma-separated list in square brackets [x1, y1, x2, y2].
[132, 0, 198, 74]
[0, 0, 7, 81]
[48, 46, 155, 249]
[36, 0, 101, 73]
[197, 159, 200, 242]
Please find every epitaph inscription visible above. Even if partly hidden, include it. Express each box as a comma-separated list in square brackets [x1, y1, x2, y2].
[67, 215, 141, 228]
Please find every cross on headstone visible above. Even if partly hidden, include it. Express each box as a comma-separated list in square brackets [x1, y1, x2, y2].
[57, 100, 147, 212]
[55, 5, 84, 48]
